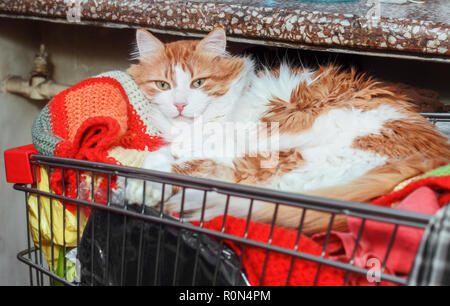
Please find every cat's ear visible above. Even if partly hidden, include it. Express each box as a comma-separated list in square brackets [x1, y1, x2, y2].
[134, 28, 164, 58]
[197, 27, 227, 56]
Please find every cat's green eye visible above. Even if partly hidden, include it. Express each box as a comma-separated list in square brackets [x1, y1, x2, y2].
[155, 81, 170, 90]
[191, 79, 206, 88]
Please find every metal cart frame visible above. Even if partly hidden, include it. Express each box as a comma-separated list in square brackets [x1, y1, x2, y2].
[7, 113, 450, 286]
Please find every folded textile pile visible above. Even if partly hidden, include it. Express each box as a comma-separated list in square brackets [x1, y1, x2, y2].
[310, 164, 450, 285]
[32, 71, 165, 210]
[313, 187, 440, 285]
[27, 166, 90, 270]
[29, 71, 165, 269]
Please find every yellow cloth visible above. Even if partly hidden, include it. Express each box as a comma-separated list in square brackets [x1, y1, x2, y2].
[27, 148, 149, 269]
[27, 167, 89, 270]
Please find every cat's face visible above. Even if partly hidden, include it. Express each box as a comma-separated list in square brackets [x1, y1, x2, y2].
[128, 27, 245, 124]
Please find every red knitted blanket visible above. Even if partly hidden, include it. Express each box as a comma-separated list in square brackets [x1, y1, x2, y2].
[192, 216, 346, 286]
[44, 76, 164, 210]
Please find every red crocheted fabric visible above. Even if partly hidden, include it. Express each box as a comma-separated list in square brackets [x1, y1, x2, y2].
[192, 216, 345, 286]
[46, 76, 165, 213]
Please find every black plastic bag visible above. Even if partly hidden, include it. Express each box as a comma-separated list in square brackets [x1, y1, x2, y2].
[77, 204, 248, 286]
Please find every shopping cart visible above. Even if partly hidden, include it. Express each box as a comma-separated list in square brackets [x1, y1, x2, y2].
[4, 113, 450, 286]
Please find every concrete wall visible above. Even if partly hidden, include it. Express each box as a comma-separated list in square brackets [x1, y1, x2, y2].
[0, 18, 42, 285]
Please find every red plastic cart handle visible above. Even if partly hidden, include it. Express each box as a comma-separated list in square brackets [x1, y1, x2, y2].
[4, 144, 38, 184]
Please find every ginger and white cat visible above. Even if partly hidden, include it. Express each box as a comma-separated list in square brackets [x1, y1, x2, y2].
[125, 27, 450, 234]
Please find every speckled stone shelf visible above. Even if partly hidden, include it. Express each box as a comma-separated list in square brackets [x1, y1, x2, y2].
[1, 0, 449, 61]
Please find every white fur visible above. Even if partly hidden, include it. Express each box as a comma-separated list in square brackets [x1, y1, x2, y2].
[148, 65, 209, 141]
[268, 105, 403, 191]
[163, 105, 404, 221]
[230, 63, 316, 123]
[276, 105, 403, 151]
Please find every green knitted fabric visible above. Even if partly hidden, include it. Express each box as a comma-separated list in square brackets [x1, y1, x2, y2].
[31, 102, 60, 156]
[419, 164, 450, 179]
[393, 163, 450, 192]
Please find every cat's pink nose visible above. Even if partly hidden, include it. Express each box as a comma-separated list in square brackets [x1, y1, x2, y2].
[174, 102, 187, 113]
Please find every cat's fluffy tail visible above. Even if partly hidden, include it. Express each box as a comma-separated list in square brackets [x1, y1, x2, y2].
[250, 154, 450, 234]
[167, 154, 450, 235]
[304, 154, 449, 203]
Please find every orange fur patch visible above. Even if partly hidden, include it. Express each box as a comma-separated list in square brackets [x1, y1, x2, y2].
[172, 159, 234, 180]
[353, 116, 450, 160]
[261, 65, 415, 135]
[234, 148, 305, 185]
[171, 159, 235, 194]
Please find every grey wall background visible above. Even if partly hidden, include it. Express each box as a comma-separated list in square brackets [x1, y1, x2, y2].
[0, 18, 40, 286]
[0, 17, 448, 285]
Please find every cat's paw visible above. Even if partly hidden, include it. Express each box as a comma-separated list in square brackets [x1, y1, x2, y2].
[124, 149, 174, 207]
[125, 179, 168, 207]
[164, 190, 263, 223]
[141, 147, 175, 172]
[164, 189, 231, 221]
[164, 189, 204, 218]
